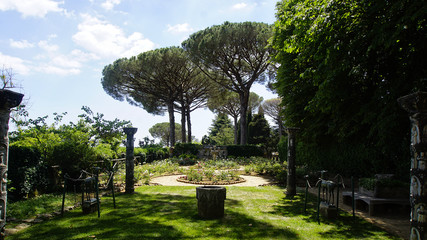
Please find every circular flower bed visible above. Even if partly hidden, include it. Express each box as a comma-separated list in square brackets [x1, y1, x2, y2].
[177, 167, 246, 185]
[176, 175, 246, 185]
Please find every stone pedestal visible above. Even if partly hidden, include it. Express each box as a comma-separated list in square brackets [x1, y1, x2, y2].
[286, 127, 300, 197]
[398, 92, 427, 240]
[0, 89, 24, 240]
[196, 186, 226, 219]
[124, 127, 137, 194]
[319, 201, 338, 220]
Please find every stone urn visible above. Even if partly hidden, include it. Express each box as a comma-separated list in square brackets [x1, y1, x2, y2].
[196, 186, 226, 219]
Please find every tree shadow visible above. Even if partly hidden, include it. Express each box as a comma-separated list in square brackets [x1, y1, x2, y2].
[270, 192, 400, 239]
[9, 189, 298, 239]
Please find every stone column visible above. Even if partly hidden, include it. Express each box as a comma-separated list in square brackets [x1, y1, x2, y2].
[0, 89, 23, 240]
[286, 127, 300, 197]
[398, 92, 427, 240]
[124, 127, 137, 194]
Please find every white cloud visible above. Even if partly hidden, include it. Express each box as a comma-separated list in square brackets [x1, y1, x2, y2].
[232, 3, 248, 10]
[38, 40, 59, 52]
[38, 49, 98, 76]
[0, 52, 31, 75]
[231, 2, 257, 11]
[166, 23, 194, 34]
[70, 49, 100, 61]
[9, 39, 34, 49]
[37, 64, 80, 76]
[101, 0, 121, 11]
[51, 55, 82, 69]
[72, 14, 155, 59]
[0, 0, 66, 18]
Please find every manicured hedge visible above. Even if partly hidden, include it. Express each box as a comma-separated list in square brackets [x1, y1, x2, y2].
[226, 145, 263, 158]
[173, 143, 201, 157]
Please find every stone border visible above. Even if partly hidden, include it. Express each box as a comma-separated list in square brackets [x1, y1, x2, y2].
[176, 176, 246, 185]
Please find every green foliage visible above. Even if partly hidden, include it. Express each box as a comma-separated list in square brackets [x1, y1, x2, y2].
[183, 21, 274, 145]
[50, 129, 97, 178]
[8, 146, 49, 200]
[7, 193, 77, 220]
[102, 46, 209, 146]
[294, 141, 409, 178]
[149, 122, 182, 146]
[173, 142, 201, 156]
[248, 113, 271, 145]
[270, 0, 426, 177]
[173, 154, 197, 166]
[208, 113, 234, 145]
[9, 107, 132, 196]
[226, 145, 263, 158]
[360, 177, 409, 191]
[6, 186, 399, 240]
[359, 178, 377, 191]
[201, 159, 239, 170]
[0, 66, 14, 89]
[277, 135, 287, 163]
[135, 147, 169, 163]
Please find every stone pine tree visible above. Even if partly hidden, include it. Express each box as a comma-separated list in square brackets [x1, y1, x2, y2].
[149, 123, 182, 147]
[182, 21, 274, 145]
[208, 91, 263, 145]
[102, 47, 201, 147]
[174, 67, 212, 143]
[262, 98, 284, 137]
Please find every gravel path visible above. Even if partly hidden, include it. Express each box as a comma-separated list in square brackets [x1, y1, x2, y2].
[150, 174, 276, 186]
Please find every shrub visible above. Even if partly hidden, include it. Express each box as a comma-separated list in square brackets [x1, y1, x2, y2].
[144, 147, 169, 163]
[226, 145, 263, 158]
[173, 143, 201, 157]
[8, 146, 50, 201]
[277, 136, 287, 163]
[185, 167, 203, 182]
[51, 131, 97, 179]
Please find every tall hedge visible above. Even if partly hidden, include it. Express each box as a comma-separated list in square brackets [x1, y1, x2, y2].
[227, 145, 263, 158]
[173, 143, 201, 157]
[8, 146, 49, 201]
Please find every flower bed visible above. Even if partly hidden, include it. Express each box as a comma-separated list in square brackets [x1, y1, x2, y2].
[176, 176, 246, 185]
[178, 167, 245, 185]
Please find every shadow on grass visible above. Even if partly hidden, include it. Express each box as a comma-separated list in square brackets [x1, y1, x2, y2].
[8, 188, 298, 240]
[270, 192, 400, 239]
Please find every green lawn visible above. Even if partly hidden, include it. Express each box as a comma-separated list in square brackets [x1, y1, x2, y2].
[7, 186, 400, 240]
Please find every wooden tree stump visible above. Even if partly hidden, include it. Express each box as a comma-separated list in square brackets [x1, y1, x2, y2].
[196, 186, 226, 219]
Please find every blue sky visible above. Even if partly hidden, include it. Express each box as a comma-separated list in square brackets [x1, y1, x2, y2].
[0, 0, 278, 142]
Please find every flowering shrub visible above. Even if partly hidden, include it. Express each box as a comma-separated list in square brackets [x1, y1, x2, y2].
[203, 168, 215, 181]
[185, 167, 203, 182]
[181, 167, 240, 183]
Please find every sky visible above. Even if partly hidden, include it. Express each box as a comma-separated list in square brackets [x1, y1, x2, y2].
[0, 0, 279, 143]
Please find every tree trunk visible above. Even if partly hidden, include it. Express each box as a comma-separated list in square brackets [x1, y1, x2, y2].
[278, 118, 283, 138]
[167, 102, 176, 147]
[186, 105, 192, 143]
[181, 105, 186, 143]
[123, 128, 137, 194]
[233, 116, 238, 145]
[239, 91, 250, 145]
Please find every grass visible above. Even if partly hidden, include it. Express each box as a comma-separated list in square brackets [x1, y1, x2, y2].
[7, 186, 400, 240]
[7, 193, 78, 220]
